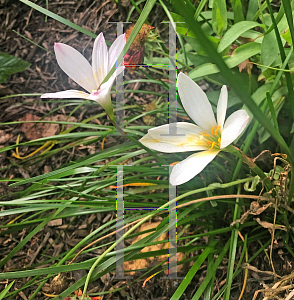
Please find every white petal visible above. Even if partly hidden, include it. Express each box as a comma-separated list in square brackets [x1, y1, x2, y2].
[177, 72, 216, 132]
[54, 43, 96, 93]
[139, 123, 208, 153]
[41, 90, 90, 99]
[217, 85, 228, 130]
[87, 82, 112, 110]
[92, 33, 108, 87]
[170, 150, 219, 186]
[108, 34, 126, 71]
[220, 109, 250, 149]
[88, 65, 125, 109]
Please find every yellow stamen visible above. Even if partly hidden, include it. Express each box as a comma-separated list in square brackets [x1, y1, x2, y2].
[202, 131, 210, 137]
[214, 126, 221, 135]
[211, 126, 217, 135]
[209, 142, 216, 150]
[218, 138, 221, 148]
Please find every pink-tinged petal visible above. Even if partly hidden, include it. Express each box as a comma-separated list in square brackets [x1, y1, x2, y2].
[170, 150, 219, 186]
[220, 109, 250, 149]
[108, 34, 126, 71]
[177, 72, 216, 132]
[41, 90, 90, 99]
[92, 33, 108, 87]
[139, 123, 208, 153]
[217, 85, 228, 130]
[54, 43, 96, 93]
[87, 82, 112, 111]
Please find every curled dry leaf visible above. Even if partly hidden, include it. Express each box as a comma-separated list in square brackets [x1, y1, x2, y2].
[255, 217, 287, 233]
[231, 201, 272, 226]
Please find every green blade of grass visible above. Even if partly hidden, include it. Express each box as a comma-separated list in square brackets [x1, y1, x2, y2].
[19, 0, 97, 38]
[191, 239, 231, 300]
[170, 240, 218, 300]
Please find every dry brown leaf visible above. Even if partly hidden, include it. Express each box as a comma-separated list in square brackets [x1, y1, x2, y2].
[255, 218, 287, 232]
[238, 60, 248, 72]
[250, 202, 272, 215]
[19, 113, 77, 140]
[124, 222, 184, 275]
[231, 202, 272, 225]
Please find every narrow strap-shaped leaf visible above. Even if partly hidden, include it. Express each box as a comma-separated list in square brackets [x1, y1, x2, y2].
[170, 240, 218, 300]
[217, 21, 264, 53]
[19, 0, 97, 38]
[191, 239, 230, 300]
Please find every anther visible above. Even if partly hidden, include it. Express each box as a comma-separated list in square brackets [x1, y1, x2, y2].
[214, 126, 221, 136]
[211, 126, 217, 135]
[202, 131, 210, 137]
[209, 142, 216, 150]
[218, 138, 221, 148]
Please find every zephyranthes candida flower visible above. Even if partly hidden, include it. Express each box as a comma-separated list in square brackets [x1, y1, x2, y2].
[140, 72, 250, 186]
[41, 33, 126, 116]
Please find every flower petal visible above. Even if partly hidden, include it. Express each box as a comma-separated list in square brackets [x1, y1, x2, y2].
[139, 123, 208, 153]
[170, 150, 219, 186]
[54, 43, 96, 93]
[87, 81, 112, 110]
[108, 34, 126, 71]
[217, 85, 228, 130]
[177, 72, 216, 132]
[220, 109, 250, 149]
[92, 33, 108, 87]
[88, 66, 124, 110]
[41, 90, 90, 99]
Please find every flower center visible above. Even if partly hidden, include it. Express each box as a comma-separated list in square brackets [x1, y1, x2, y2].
[91, 89, 101, 96]
[200, 125, 221, 150]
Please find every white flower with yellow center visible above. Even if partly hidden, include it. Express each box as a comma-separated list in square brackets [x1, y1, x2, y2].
[41, 33, 126, 115]
[140, 72, 250, 186]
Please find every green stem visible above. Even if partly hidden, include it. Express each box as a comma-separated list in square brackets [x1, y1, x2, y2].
[224, 185, 241, 300]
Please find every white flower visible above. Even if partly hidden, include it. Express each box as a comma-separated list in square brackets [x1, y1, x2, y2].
[140, 72, 250, 186]
[41, 33, 126, 114]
